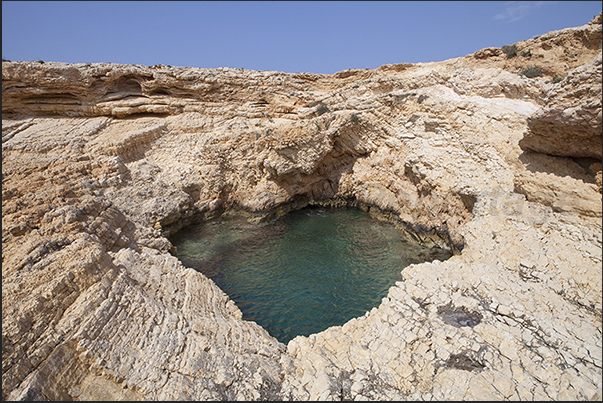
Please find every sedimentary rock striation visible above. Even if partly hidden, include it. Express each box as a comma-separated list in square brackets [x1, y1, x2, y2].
[2, 14, 602, 401]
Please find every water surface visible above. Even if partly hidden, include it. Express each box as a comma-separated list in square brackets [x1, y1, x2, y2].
[170, 207, 451, 343]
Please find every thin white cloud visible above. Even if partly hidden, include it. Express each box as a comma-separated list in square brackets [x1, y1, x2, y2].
[494, 1, 558, 23]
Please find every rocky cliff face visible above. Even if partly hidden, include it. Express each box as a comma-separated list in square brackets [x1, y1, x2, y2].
[2, 14, 602, 401]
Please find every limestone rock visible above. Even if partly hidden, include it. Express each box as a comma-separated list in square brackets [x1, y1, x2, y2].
[519, 53, 602, 159]
[2, 13, 602, 402]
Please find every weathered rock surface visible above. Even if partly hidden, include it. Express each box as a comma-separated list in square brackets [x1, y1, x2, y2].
[519, 53, 602, 159]
[2, 14, 602, 401]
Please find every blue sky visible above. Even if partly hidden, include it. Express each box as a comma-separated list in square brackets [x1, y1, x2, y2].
[2, 1, 601, 74]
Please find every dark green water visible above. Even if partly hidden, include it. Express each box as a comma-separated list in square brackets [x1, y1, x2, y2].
[170, 207, 451, 344]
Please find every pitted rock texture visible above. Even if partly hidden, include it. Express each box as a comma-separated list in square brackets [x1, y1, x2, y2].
[519, 53, 602, 159]
[3, 14, 602, 401]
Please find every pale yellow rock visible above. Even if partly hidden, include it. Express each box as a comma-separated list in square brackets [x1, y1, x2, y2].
[2, 13, 602, 402]
[520, 53, 602, 159]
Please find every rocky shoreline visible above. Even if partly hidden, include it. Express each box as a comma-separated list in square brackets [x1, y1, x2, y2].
[2, 14, 601, 400]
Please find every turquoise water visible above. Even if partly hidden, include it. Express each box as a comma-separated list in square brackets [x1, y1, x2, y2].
[170, 207, 451, 344]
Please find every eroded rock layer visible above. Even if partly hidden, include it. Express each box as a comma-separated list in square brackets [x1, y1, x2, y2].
[2, 14, 602, 401]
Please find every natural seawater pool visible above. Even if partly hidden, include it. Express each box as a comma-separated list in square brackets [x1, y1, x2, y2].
[170, 207, 452, 344]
